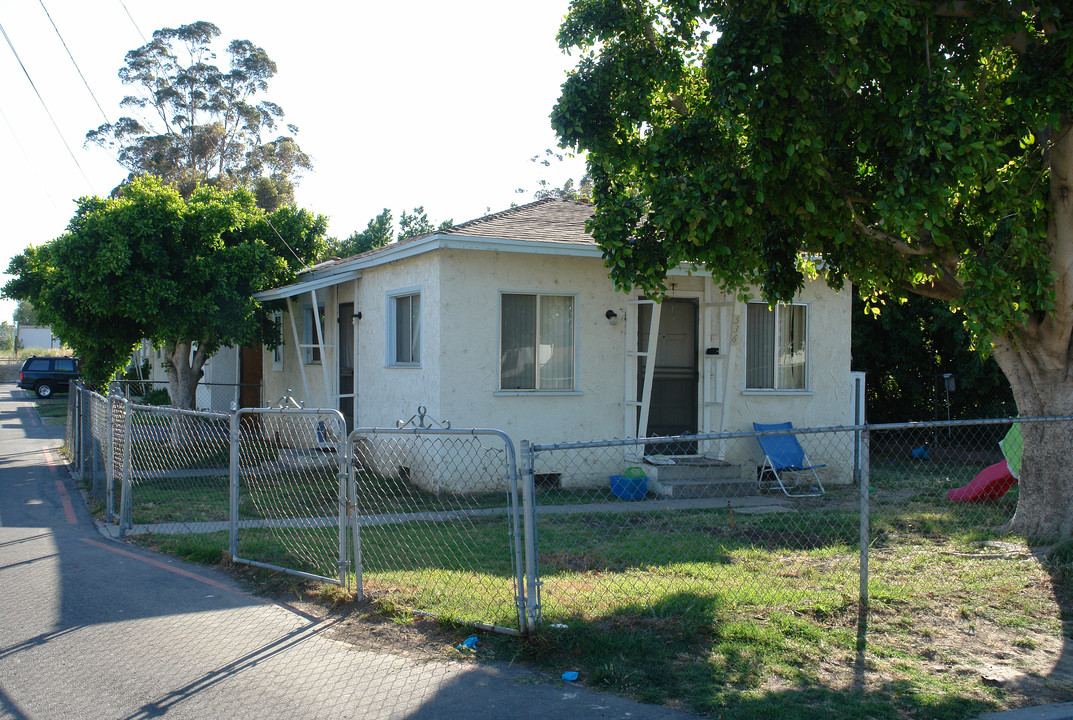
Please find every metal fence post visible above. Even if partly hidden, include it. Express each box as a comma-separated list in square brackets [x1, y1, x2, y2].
[229, 409, 241, 563]
[76, 385, 85, 480]
[336, 429, 348, 589]
[105, 397, 116, 522]
[858, 426, 870, 616]
[508, 438, 528, 635]
[347, 434, 363, 600]
[90, 403, 101, 502]
[118, 398, 133, 536]
[520, 439, 540, 632]
[70, 384, 82, 481]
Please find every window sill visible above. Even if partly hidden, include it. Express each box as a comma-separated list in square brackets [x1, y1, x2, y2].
[387, 363, 422, 369]
[741, 389, 813, 397]
[494, 390, 583, 397]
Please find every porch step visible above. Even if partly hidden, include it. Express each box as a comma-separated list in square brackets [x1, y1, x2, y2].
[644, 458, 758, 499]
[274, 447, 337, 471]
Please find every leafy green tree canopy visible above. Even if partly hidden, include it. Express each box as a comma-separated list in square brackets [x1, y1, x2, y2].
[553, 1, 1073, 539]
[2, 177, 326, 397]
[86, 21, 310, 210]
[13, 300, 38, 326]
[319, 207, 453, 261]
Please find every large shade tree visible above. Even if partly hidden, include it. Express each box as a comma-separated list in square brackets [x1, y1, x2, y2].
[2, 177, 326, 408]
[318, 207, 453, 261]
[552, 1, 1072, 540]
[86, 21, 310, 210]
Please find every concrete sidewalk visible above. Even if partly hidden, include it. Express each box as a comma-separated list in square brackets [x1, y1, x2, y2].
[976, 703, 1073, 720]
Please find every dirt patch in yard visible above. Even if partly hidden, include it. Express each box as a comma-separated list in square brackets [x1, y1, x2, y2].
[770, 602, 1073, 711]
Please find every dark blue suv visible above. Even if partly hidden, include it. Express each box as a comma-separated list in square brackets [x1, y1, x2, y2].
[18, 356, 80, 398]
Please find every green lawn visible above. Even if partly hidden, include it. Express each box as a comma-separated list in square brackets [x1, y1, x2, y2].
[134, 472, 1069, 720]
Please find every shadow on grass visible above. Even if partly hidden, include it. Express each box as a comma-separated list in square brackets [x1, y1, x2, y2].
[515, 592, 1002, 720]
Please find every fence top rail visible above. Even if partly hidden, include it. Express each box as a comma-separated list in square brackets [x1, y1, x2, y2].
[529, 414, 1072, 453]
[112, 380, 260, 388]
[238, 406, 346, 420]
[349, 426, 517, 470]
[127, 402, 229, 421]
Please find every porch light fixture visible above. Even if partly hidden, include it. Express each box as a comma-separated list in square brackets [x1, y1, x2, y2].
[605, 309, 619, 325]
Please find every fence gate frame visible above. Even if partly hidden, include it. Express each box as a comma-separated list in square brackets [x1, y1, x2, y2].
[230, 406, 351, 587]
[347, 424, 528, 634]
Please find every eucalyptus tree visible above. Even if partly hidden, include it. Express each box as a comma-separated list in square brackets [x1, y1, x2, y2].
[86, 21, 310, 210]
[553, 1, 1073, 540]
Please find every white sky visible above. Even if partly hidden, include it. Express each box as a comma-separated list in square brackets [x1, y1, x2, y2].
[0, 0, 588, 322]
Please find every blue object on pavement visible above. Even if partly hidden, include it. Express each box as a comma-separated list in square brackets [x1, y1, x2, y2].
[562, 671, 579, 682]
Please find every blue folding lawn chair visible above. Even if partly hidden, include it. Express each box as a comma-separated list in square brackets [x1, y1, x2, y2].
[753, 421, 826, 497]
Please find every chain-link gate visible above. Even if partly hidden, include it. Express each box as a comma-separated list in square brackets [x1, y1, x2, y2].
[347, 422, 527, 633]
[126, 402, 231, 535]
[230, 407, 350, 587]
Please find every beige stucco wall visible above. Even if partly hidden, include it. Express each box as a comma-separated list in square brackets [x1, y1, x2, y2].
[265, 247, 856, 491]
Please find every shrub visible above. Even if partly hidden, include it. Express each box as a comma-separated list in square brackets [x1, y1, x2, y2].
[142, 388, 171, 406]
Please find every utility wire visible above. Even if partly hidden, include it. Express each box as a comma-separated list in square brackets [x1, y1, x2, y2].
[117, 0, 147, 43]
[264, 214, 315, 270]
[0, 103, 61, 211]
[38, 0, 110, 126]
[0, 20, 94, 192]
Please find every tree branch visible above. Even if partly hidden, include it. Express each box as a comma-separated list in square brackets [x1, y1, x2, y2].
[853, 217, 929, 255]
[628, 0, 689, 117]
[907, 262, 965, 301]
[929, 1, 1031, 53]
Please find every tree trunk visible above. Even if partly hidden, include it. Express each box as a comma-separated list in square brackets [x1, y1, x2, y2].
[984, 117, 1073, 543]
[992, 335, 1073, 543]
[165, 340, 208, 410]
[164, 340, 209, 446]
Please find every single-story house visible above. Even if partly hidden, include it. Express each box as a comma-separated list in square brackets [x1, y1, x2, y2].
[255, 199, 861, 493]
[139, 342, 259, 413]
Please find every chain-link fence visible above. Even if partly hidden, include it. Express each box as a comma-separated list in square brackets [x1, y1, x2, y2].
[111, 379, 261, 414]
[64, 381, 1059, 642]
[524, 427, 863, 628]
[232, 407, 349, 586]
[524, 417, 1047, 631]
[348, 426, 525, 633]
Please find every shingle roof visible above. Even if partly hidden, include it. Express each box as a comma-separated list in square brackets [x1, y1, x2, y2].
[434, 197, 595, 245]
[309, 198, 598, 278]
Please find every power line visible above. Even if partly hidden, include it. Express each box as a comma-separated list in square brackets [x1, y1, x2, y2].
[0, 20, 95, 192]
[117, 0, 146, 43]
[0, 103, 61, 212]
[38, 0, 111, 126]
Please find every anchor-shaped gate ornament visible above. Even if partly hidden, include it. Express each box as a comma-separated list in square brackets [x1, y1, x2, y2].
[396, 406, 451, 430]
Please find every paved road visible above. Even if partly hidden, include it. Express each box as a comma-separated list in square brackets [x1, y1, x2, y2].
[0, 386, 698, 720]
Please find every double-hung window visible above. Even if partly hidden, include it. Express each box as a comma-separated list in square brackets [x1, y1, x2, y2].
[303, 304, 325, 365]
[745, 302, 808, 391]
[388, 291, 421, 366]
[500, 293, 575, 391]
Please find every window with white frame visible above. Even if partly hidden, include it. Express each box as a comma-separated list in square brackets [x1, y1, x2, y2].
[745, 302, 808, 391]
[500, 293, 575, 391]
[388, 291, 421, 365]
[303, 304, 325, 365]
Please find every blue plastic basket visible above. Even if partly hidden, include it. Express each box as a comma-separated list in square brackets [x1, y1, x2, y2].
[610, 472, 647, 500]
